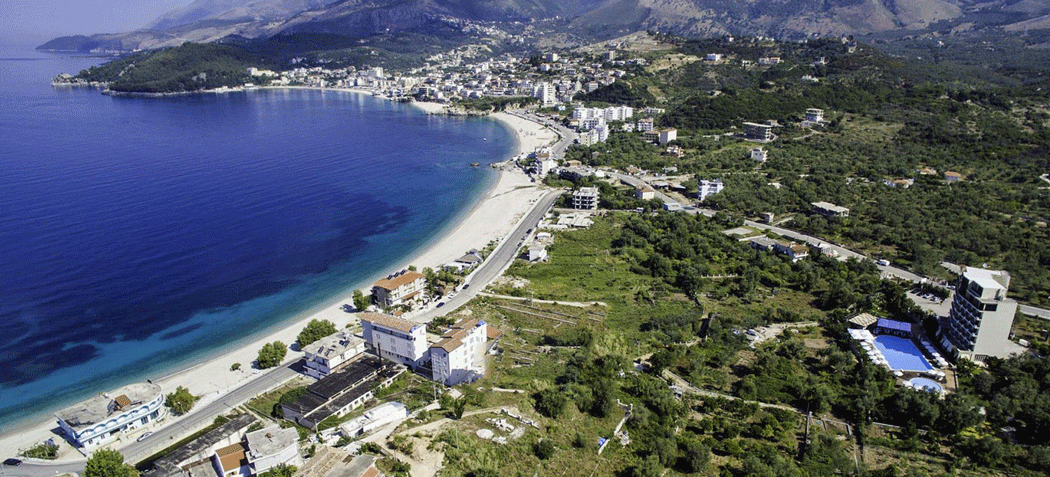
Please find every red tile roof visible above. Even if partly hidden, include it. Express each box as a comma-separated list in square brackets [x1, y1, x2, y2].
[373, 271, 425, 291]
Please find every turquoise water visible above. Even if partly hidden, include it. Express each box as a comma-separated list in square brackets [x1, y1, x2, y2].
[0, 46, 516, 432]
[908, 377, 943, 392]
[873, 335, 935, 372]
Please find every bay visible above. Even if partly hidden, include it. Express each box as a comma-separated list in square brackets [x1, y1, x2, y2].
[0, 46, 515, 431]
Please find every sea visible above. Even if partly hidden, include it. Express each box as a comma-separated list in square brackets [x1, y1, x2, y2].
[0, 46, 515, 433]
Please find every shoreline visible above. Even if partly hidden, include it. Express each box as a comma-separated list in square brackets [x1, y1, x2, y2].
[0, 89, 555, 458]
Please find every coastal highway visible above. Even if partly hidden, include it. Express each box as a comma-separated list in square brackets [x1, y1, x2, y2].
[417, 188, 563, 320]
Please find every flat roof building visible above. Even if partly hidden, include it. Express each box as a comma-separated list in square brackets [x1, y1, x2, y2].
[805, 108, 824, 122]
[56, 382, 165, 450]
[811, 201, 849, 218]
[245, 426, 302, 475]
[573, 187, 599, 210]
[303, 331, 366, 380]
[360, 312, 428, 368]
[431, 319, 488, 386]
[281, 354, 402, 429]
[697, 179, 723, 202]
[938, 266, 1020, 362]
[743, 122, 774, 142]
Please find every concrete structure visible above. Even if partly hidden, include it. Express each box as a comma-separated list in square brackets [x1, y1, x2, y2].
[944, 171, 963, 182]
[658, 128, 677, 145]
[371, 270, 426, 308]
[56, 382, 165, 449]
[430, 319, 488, 386]
[637, 118, 654, 132]
[811, 201, 850, 218]
[773, 242, 809, 262]
[281, 354, 403, 429]
[750, 147, 767, 162]
[705, 53, 723, 61]
[534, 82, 557, 107]
[213, 443, 249, 477]
[341, 402, 409, 437]
[749, 237, 778, 251]
[145, 414, 256, 477]
[245, 426, 302, 475]
[360, 312, 428, 368]
[938, 267, 1020, 362]
[304, 331, 366, 379]
[573, 187, 599, 210]
[697, 179, 723, 202]
[527, 244, 548, 262]
[446, 250, 484, 272]
[744, 122, 773, 142]
[635, 186, 656, 200]
[805, 108, 824, 122]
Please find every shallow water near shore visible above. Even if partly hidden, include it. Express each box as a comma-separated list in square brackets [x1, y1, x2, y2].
[0, 46, 514, 432]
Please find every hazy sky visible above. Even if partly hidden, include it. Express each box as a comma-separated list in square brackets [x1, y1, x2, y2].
[1, 0, 192, 44]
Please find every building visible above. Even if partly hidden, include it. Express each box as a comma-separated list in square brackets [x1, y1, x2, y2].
[573, 187, 599, 210]
[360, 312, 428, 368]
[750, 147, 767, 162]
[658, 128, 677, 145]
[938, 267, 1020, 362]
[944, 171, 963, 181]
[445, 250, 484, 272]
[56, 382, 165, 450]
[697, 179, 723, 202]
[705, 53, 723, 61]
[758, 57, 781, 66]
[430, 319, 488, 386]
[744, 122, 774, 142]
[811, 201, 850, 218]
[749, 237, 778, 251]
[640, 107, 665, 116]
[304, 331, 366, 379]
[635, 186, 656, 200]
[371, 270, 426, 309]
[213, 443, 249, 477]
[244, 426, 302, 475]
[145, 414, 256, 477]
[341, 402, 410, 437]
[637, 118, 654, 132]
[805, 108, 824, 122]
[534, 82, 557, 107]
[773, 242, 809, 262]
[281, 354, 403, 429]
[527, 244, 548, 262]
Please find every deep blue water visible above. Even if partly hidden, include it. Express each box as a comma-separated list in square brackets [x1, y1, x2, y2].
[0, 46, 515, 432]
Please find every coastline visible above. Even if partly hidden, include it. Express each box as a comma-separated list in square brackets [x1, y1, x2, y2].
[0, 91, 556, 458]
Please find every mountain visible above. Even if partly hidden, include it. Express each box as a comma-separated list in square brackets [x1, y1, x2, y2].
[37, 0, 1050, 53]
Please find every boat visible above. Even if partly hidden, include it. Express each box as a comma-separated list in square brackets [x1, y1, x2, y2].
[471, 162, 480, 167]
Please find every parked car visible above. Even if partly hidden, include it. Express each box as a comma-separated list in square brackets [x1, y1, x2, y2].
[3, 458, 22, 466]
[137, 431, 154, 442]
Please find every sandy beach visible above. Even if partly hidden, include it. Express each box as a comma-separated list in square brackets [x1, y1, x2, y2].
[0, 98, 557, 459]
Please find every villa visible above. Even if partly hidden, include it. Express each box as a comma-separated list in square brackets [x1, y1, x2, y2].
[371, 270, 426, 308]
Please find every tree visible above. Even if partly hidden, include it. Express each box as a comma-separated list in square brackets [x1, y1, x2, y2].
[297, 319, 336, 347]
[165, 386, 197, 415]
[85, 449, 138, 477]
[352, 289, 370, 311]
[257, 341, 287, 369]
[533, 438, 556, 460]
[533, 388, 568, 418]
[258, 464, 296, 477]
[230, 362, 240, 371]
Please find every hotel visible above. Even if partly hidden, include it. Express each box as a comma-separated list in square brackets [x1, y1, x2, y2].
[56, 382, 165, 449]
[430, 318, 488, 386]
[938, 266, 1020, 362]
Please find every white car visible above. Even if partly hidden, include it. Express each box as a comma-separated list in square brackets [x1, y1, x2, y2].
[137, 431, 154, 442]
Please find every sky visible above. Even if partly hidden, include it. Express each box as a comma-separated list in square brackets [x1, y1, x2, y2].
[0, 0, 193, 45]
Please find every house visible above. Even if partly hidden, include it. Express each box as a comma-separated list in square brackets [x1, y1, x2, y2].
[944, 171, 963, 181]
[371, 270, 426, 308]
[750, 147, 767, 162]
[697, 179, 723, 202]
[281, 354, 403, 429]
[430, 318, 488, 386]
[213, 443, 249, 477]
[658, 128, 677, 145]
[341, 402, 409, 437]
[635, 186, 656, 200]
[705, 53, 723, 61]
[811, 201, 849, 218]
[773, 242, 809, 262]
[527, 244, 548, 262]
[55, 383, 165, 450]
[573, 187, 599, 210]
[359, 312, 428, 368]
[743, 122, 773, 142]
[663, 202, 682, 211]
[144, 414, 256, 477]
[758, 57, 781, 65]
[665, 145, 684, 157]
[805, 108, 824, 122]
[303, 332, 366, 379]
[637, 118, 655, 132]
[244, 426, 302, 475]
[446, 250, 483, 272]
[749, 237, 778, 251]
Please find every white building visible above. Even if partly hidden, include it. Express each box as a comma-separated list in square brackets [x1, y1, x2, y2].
[658, 128, 677, 145]
[527, 244, 548, 262]
[371, 270, 426, 308]
[573, 187, 599, 210]
[303, 331, 366, 379]
[805, 108, 824, 122]
[534, 82, 557, 107]
[341, 402, 409, 437]
[751, 147, 768, 162]
[430, 319, 488, 386]
[811, 201, 849, 218]
[744, 122, 774, 142]
[938, 267, 1020, 362]
[637, 118, 655, 132]
[56, 383, 165, 449]
[245, 426, 303, 475]
[705, 53, 723, 61]
[697, 179, 724, 202]
[360, 312, 428, 369]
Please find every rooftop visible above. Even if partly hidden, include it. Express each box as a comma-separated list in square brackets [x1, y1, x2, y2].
[962, 266, 1010, 293]
[246, 426, 299, 458]
[307, 332, 365, 360]
[359, 312, 420, 333]
[373, 271, 425, 291]
[216, 443, 248, 472]
[431, 319, 485, 353]
[144, 414, 257, 477]
[812, 201, 849, 212]
[55, 382, 162, 429]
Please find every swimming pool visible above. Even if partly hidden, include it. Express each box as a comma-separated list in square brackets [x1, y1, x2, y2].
[872, 335, 936, 372]
[909, 377, 943, 392]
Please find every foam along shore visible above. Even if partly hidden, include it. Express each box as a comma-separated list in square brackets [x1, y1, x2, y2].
[0, 99, 556, 460]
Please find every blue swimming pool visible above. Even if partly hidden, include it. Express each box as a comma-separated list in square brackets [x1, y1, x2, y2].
[909, 377, 943, 392]
[872, 335, 935, 372]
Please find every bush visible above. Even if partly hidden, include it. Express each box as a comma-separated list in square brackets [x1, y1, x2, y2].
[22, 442, 58, 460]
[85, 449, 137, 477]
[533, 388, 568, 418]
[257, 341, 287, 369]
[230, 362, 240, 371]
[533, 438, 556, 460]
